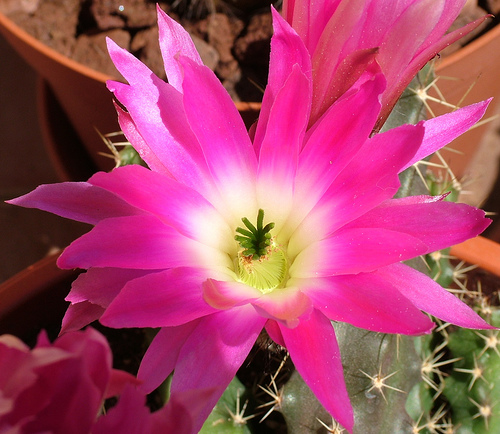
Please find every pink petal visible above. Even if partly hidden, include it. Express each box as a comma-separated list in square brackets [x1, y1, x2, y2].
[203, 279, 261, 309]
[286, 73, 385, 235]
[288, 123, 424, 257]
[400, 99, 491, 172]
[89, 165, 234, 251]
[57, 215, 230, 271]
[291, 228, 427, 277]
[345, 195, 491, 252]
[152, 388, 218, 434]
[252, 288, 313, 327]
[375, 263, 495, 329]
[180, 56, 258, 220]
[61, 302, 105, 334]
[203, 279, 313, 326]
[138, 322, 200, 394]
[299, 274, 435, 335]
[114, 102, 172, 176]
[156, 6, 203, 92]
[375, 0, 444, 85]
[390, 16, 489, 113]
[265, 319, 285, 347]
[61, 267, 155, 332]
[7, 182, 141, 225]
[106, 40, 216, 198]
[253, 8, 311, 154]
[170, 306, 266, 431]
[65, 267, 153, 306]
[280, 309, 353, 432]
[93, 385, 152, 433]
[257, 64, 311, 228]
[101, 268, 220, 328]
[310, 0, 370, 119]
[106, 370, 142, 399]
[309, 47, 379, 124]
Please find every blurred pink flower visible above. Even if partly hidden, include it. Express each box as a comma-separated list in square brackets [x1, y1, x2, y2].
[0, 328, 136, 433]
[282, 0, 489, 126]
[9, 6, 493, 432]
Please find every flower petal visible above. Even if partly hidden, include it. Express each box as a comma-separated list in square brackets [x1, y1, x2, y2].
[265, 319, 285, 347]
[252, 288, 313, 327]
[297, 274, 435, 335]
[203, 279, 261, 310]
[291, 228, 427, 277]
[138, 322, 201, 394]
[113, 102, 172, 176]
[284, 73, 385, 238]
[280, 309, 353, 432]
[57, 215, 232, 271]
[7, 182, 141, 225]
[89, 165, 235, 252]
[289, 123, 424, 257]
[400, 99, 491, 172]
[156, 6, 203, 92]
[169, 306, 266, 431]
[253, 8, 312, 153]
[180, 56, 258, 220]
[345, 195, 491, 252]
[61, 302, 105, 334]
[375, 263, 495, 330]
[257, 64, 311, 228]
[106, 40, 216, 199]
[101, 268, 220, 328]
[61, 267, 154, 333]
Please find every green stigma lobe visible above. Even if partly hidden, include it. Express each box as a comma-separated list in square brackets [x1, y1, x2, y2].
[235, 209, 275, 259]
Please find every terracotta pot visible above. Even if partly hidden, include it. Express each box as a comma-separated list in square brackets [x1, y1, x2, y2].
[450, 235, 500, 278]
[0, 11, 261, 177]
[429, 24, 500, 180]
[0, 11, 120, 174]
[0, 252, 80, 341]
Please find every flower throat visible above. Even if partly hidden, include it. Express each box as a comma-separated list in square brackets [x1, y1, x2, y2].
[235, 209, 288, 294]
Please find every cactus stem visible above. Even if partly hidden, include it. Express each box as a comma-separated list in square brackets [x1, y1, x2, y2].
[474, 330, 500, 358]
[256, 379, 283, 422]
[421, 350, 460, 395]
[255, 352, 288, 422]
[426, 403, 448, 433]
[454, 354, 488, 391]
[469, 397, 495, 429]
[316, 417, 346, 433]
[223, 388, 255, 426]
[360, 368, 405, 403]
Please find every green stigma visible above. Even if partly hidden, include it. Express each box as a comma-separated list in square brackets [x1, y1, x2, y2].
[234, 210, 288, 294]
[235, 209, 275, 260]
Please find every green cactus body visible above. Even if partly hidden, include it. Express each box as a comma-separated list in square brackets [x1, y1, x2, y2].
[200, 376, 253, 433]
[442, 310, 500, 433]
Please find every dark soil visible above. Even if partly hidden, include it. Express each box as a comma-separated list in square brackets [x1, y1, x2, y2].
[6, 0, 275, 102]
[5, 0, 500, 103]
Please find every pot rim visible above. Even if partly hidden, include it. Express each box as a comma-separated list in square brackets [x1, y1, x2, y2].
[0, 10, 113, 83]
[436, 18, 500, 71]
[450, 235, 500, 278]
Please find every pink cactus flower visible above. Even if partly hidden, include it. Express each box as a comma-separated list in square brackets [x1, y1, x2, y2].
[9, 6, 493, 432]
[282, 0, 490, 126]
[0, 328, 137, 433]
